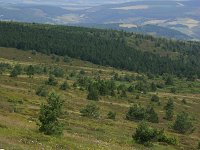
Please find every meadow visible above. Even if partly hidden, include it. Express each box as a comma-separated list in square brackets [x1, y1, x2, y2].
[0, 47, 200, 150]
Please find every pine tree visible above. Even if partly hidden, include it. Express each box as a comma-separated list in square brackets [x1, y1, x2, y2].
[146, 106, 159, 123]
[173, 111, 194, 134]
[38, 92, 64, 135]
[164, 98, 174, 120]
[60, 81, 69, 90]
[45, 75, 58, 86]
[151, 82, 157, 92]
[26, 65, 35, 78]
[10, 65, 22, 77]
[87, 83, 99, 101]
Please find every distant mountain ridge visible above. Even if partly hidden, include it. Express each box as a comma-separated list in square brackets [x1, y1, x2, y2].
[78, 23, 192, 40]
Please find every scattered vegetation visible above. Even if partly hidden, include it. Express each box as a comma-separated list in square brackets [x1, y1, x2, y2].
[0, 40, 199, 149]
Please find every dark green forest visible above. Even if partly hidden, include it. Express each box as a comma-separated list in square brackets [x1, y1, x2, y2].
[0, 21, 199, 77]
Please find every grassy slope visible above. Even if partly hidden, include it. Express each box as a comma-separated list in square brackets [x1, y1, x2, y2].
[0, 47, 200, 150]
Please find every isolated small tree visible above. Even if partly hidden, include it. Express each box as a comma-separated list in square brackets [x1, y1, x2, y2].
[10, 65, 22, 77]
[79, 69, 85, 75]
[146, 106, 159, 123]
[87, 84, 99, 101]
[52, 68, 64, 78]
[165, 76, 174, 85]
[173, 111, 194, 134]
[126, 104, 146, 121]
[120, 89, 127, 98]
[63, 55, 70, 63]
[128, 85, 134, 92]
[107, 111, 116, 120]
[26, 65, 35, 78]
[170, 87, 177, 94]
[31, 50, 37, 55]
[80, 103, 100, 119]
[136, 95, 140, 99]
[181, 98, 187, 104]
[55, 57, 60, 62]
[60, 81, 69, 91]
[151, 82, 157, 92]
[133, 121, 177, 146]
[151, 95, 159, 102]
[38, 92, 64, 135]
[133, 121, 157, 145]
[36, 85, 48, 97]
[164, 98, 174, 120]
[45, 75, 58, 86]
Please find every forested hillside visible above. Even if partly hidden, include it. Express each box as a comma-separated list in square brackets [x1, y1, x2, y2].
[0, 21, 199, 78]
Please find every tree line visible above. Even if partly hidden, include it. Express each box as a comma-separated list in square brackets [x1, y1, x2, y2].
[0, 21, 199, 77]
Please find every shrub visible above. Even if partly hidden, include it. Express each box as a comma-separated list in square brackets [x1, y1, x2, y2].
[198, 141, 200, 149]
[63, 55, 70, 63]
[45, 75, 58, 86]
[10, 64, 22, 77]
[173, 111, 194, 134]
[79, 69, 85, 75]
[60, 81, 69, 91]
[87, 83, 99, 101]
[135, 81, 149, 93]
[128, 85, 134, 92]
[133, 121, 178, 146]
[133, 121, 157, 145]
[107, 111, 116, 120]
[55, 57, 60, 62]
[182, 98, 187, 104]
[151, 95, 159, 102]
[165, 76, 174, 85]
[36, 85, 48, 97]
[126, 104, 146, 121]
[136, 95, 140, 99]
[0, 63, 11, 74]
[80, 103, 100, 119]
[164, 98, 174, 120]
[170, 87, 176, 94]
[87, 88, 99, 101]
[38, 92, 64, 135]
[151, 82, 157, 92]
[156, 129, 178, 145]
[156, 82, 165, 89]
[31, 50, 37, 55]
[120, 90, 127, 98]
[26, 65, 35, 78]
[52, 68, 64, 78]
[146, 106, 159, 123]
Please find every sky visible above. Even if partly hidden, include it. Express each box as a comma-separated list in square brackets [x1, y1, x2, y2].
[2, 0, 192, 6]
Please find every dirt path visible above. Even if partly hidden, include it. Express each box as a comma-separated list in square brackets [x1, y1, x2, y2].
[157, 92, 200, 101]
[0, 83, 28, 91]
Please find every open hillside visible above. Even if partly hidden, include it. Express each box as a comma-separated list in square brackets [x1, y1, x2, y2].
[0, 47, 200, 150]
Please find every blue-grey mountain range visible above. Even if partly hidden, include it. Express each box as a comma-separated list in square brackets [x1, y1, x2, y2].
[0, 0, 199, 40]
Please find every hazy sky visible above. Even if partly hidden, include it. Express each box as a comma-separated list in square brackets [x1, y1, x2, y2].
[3, 0, 191, 6]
